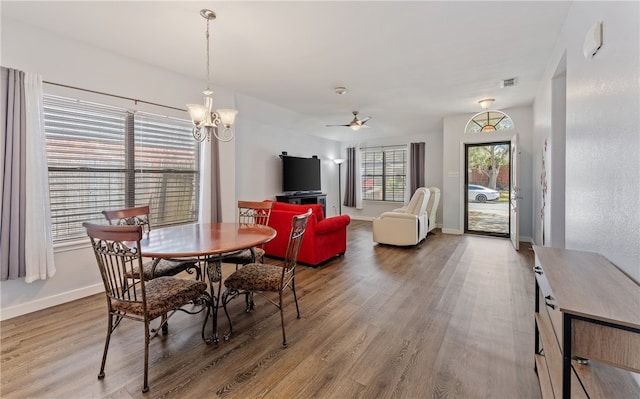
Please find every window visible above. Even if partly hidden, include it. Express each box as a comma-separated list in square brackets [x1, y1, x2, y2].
[464, 111, 514, 133]
[360, 147, 406, 201]
[44, 94, 199, 242]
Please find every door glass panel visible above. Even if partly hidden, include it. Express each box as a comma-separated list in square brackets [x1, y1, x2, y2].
[465, 142, 510, 237]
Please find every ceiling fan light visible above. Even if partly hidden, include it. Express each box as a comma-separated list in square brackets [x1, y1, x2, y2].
[350, 124, 361, 131]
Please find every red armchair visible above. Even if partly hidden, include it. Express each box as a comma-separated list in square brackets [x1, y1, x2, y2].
[263, 201, 351, 266]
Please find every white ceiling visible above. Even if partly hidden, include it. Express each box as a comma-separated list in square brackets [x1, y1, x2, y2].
[2, 1, 571, 142]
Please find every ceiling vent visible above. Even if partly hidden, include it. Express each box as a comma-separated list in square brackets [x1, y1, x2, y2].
[501, 77, 518, 88]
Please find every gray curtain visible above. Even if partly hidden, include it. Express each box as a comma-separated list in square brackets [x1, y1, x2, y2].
[209, 138, 222, 223]
[343, 147, 356, 207]
[410, 142, 425, 193]
[1, 67, 27, 280]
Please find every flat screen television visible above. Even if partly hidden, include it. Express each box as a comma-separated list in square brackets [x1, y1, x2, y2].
[282, 156, 321, 193]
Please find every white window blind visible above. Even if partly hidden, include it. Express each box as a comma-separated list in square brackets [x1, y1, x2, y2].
[134, 112, 199, 227]
[360, 147, 407, 202]
[44, 94, 199, 242]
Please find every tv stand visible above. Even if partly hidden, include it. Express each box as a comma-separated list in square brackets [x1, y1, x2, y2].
[276, 193, 327, 215]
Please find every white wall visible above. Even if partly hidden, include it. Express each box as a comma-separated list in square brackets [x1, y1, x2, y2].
[442, 106, 534, 241]
[532, 2, 640, 282]
[234, 94, 342, 213]
[235, 100, 445, 222]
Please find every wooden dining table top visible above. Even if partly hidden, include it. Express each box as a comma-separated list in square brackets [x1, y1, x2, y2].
[139, 222, 277, 259]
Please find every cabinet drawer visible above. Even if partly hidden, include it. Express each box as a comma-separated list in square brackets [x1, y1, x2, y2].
[535, 354, 554, 398]
[538, 289, 564, 350]
[535, 352, 588, 399]
[536, 273, 564, 350]
[570, 370, 588, 399]
[536, 312, 563, 396]
[572, 318, 640, 372]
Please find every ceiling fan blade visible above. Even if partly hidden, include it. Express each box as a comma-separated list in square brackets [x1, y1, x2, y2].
[326, 112, 372, 128]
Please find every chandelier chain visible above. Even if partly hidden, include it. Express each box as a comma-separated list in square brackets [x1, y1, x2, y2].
[205, 17, 211, 92]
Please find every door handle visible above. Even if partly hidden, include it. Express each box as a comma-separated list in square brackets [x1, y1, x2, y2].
[544, 294, 556, 309]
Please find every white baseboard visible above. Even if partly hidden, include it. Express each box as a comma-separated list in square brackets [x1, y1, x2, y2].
[439, 230, 533, 244]
[349, 215, 375, 221]
[349, 217, 445, 227]
[521, 236, 534, 244]
[0, 283, 104, 321]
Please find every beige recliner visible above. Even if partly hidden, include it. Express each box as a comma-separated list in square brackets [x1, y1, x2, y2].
[372, 187, 430, 246]
[425, 187, 440, 233]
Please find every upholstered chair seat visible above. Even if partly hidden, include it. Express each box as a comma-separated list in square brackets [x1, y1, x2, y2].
[224, 263, 283, 292]
[221, 247, 266, 266]
[111, 277, 207, 320]
[122, 258, 199, 281]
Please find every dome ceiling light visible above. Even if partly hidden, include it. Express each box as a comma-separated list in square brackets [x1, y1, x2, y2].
[334, 86, 347, 95]
[478, 98, 495, 110]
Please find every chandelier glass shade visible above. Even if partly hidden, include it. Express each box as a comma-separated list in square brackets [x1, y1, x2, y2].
[187, 9, 237, 142]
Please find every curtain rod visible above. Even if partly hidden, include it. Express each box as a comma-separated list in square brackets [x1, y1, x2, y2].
[43, 81, 186, 112]
[359, 144, 408, 151]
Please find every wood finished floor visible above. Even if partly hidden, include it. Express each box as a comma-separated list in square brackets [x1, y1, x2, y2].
[1, 221, 541, 399]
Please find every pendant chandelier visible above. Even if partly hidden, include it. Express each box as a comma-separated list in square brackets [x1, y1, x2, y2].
[186, 9, 237, 142]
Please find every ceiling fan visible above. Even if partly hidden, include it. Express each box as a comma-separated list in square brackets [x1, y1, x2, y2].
[326, 111, 371, 131]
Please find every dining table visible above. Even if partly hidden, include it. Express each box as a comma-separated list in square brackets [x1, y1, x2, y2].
[138, 222, 277, 343]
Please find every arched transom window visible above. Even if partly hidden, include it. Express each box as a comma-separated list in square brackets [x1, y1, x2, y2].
[465, 110, 514, 133]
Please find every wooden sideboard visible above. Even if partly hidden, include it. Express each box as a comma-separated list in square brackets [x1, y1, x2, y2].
[532, 246, 640, 398]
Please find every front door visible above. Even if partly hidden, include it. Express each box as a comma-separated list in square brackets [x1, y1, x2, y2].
[464, 141, 510, 238]
[510, 133, 520, 250]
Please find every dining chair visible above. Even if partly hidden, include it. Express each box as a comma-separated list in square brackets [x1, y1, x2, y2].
[83, 222, 211, 393]
[102, 205, 201, 280]
[222, 201, 274, 268]
[221, 208, 312, 347]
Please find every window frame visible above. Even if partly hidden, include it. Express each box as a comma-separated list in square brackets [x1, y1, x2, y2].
[43, 93, 200, 243]
[360, 146, 407, 202]
[464, 110, 514, 134]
